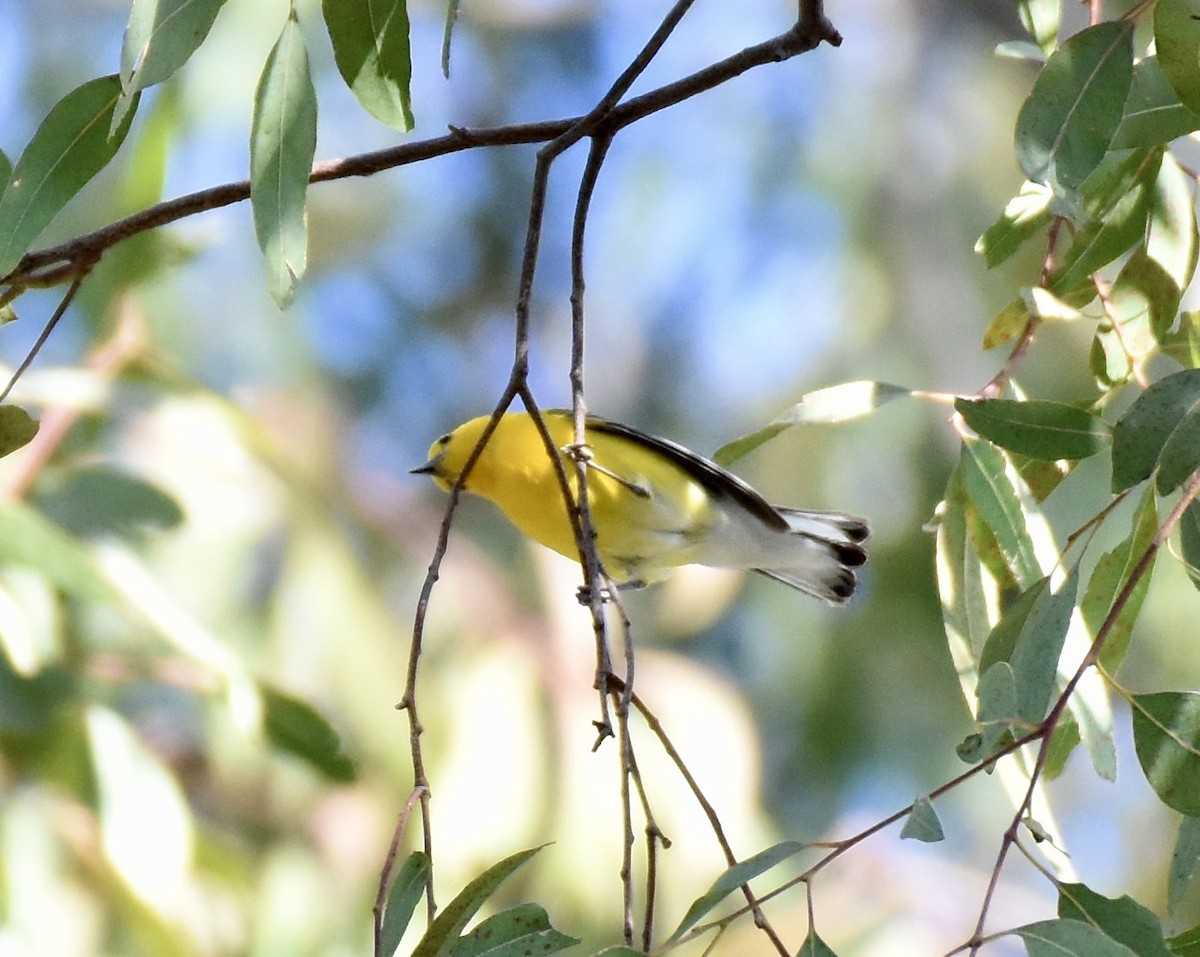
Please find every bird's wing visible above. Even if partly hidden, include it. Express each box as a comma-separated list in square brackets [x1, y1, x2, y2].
[581, 414, 790, 532]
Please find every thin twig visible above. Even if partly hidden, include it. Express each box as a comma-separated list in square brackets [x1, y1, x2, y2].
[0, 268, 90, 404]
[372, 785, 430, 957]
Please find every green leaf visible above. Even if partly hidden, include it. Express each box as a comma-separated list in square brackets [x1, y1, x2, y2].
[959, 438, 1041, 586]
[956, 398, 1110, 461]
[960, 661, 1019, 762]
[1132, 692, 1200, 815]
[450, 903, 578, 957]
[1147, 151, 1199, 324]
[1015, 22, 1134, 202]
[1181, 499, 1200, 593]
[411, 846, 547, 957]
[1058, 882, 1172, 957]
[1081, 487, 1157, 672]
[1111, 369, 1200, 492]
[1156, 0, 1200, 114]
[711, 381, 910, 466]
[1162, 311, 1200, 371]
[261, 684, 356, 783]
[0, 150, 11, 194]
[1016, 918, 1139, 956]
[0, 406, 38, 458]
[796, 928, 840, 957]
[37, 466, 184, 539]
[116, 0, 228, 129]
[1017, 0, 1060, 54]
[250, 9, 318, 308]
[1169, 923, 1200, 956]
[379, 852, 431, 957]
[442, 0, 463, 76]
[666, 841, 808, 943]
[0, 75, 139, 277]
[1046, 150, 1159, 298]
[1113, 56, 1200, 149]
[983, 297, 1033, 350]
[0, 500, 112, 603]
[976, 181, 1054, 268]
[1169, 816, 1200, 919]
[900, 796, 945, 843]
[322, 0, 413, 131]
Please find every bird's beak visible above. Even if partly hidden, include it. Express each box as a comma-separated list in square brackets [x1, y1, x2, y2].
[409, 453, 443, 477]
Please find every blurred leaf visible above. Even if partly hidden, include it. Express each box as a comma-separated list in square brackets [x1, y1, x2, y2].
[1146, 152, 1199, 329]
[450, 903, 579, 957]
[996, 40, 1048, 62]
[1016, 0, 1060, 54]
[1015, 22, 1133, 203]
[711, 381, 910, 466]
[1132, 692, 1200, 815]
[1156, 0, 1200, 114]
[411, 846, 546, 957]
[115, 0, 228, 129]
[1114, 56, 1200, 149]
[0, 652, 73, 734]
[1023, 285, 1084, 321]
[590, 950, 645, 956]
[956, 398, 1109, 461]
[0, 75, 138, 277]
[1111, 369, 1200, 492]
[1162, 311, 1200, 370]
[0, 405, 38, 457]
[976, 181, 1053, 267]
[959, 438, 1041, 585]
[1170, 817, 1200, 920]
[900, 796, 945, 843]
[262, 683, 356, 782]
[666, 841, 807, 943]
[1182, 500, 1200, 593]
[37, 465, 184, 539]
[0, 500, 112, 602]
[1058, 882, 1172, 957]
[1016, 918, 1138, 956]
[1043, 711, 1081, 778]
[380, 852, 431, 957]
[1012, 454, 1072, 501]
[251, 9, 317, 308]
[87, 706, 194, 912]
[322, 0, 413, 131]
[983, 297, 1033, 350]
[1082, 487, 1157, 672]
[0, 149, 10, 192]
[796, 929, 840, 956]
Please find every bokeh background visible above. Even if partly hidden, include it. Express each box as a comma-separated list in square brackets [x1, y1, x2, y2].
[1, 1, 1196, 955]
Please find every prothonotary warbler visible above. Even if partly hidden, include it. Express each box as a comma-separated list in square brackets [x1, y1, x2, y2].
[412, 410, 868, 603]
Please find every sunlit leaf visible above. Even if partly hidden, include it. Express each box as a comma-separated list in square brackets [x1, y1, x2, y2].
[1016, 918, 1138, 956]
[711, 382, 910, 466]
[379, 852, 431, 957]
[1162, 311, 1200, 371]
[0, 406, 38, 458]
[984, 297, 1033, 350]
[900, 796, 945, 843]
[1023, 286, 1084, 321]
[322, 0, 413, 131]
[976, 181, 1053, 267]
[1058, 882, 1172, 957]
[956, 398, 1109, 461]
[1111, 370, 1200, 492]
[1132, 692, 1200, 816]
[116, 0, 227, 128]
[666, 841, 807, 943]
[251, 9, 318, 308]
[1156, 0, 1200, 114]
[0, 75, 138, 277]
[450, 903, 578, 957]
[1168, 923, 1200, 956]
[1017, 0, 1060, 54]
[1015, 22, 1133, 202]
[959, 438, 1041, 586]
[411, 846, 546, 957]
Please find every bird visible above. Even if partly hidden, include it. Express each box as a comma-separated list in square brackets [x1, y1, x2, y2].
[412, 410, 868, 603]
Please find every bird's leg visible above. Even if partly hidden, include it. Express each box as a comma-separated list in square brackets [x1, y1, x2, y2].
[561, 443, 651, 498]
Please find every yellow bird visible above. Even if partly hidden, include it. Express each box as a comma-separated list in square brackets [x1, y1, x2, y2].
[412, 410, 868, 603]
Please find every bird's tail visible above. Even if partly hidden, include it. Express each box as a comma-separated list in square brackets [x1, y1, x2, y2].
[755, 507, 869, 605]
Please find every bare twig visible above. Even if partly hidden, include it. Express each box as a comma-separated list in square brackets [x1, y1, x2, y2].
[372, 786, 429, 957]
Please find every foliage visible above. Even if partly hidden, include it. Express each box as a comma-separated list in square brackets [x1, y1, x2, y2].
[2, 1, 1200, 956]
